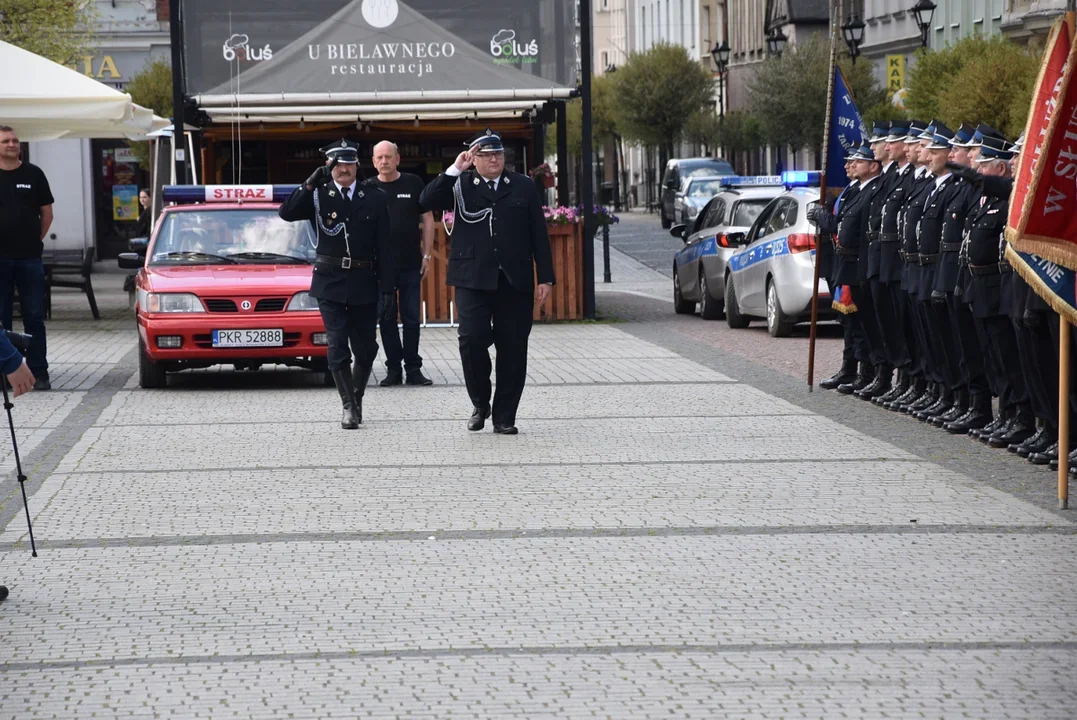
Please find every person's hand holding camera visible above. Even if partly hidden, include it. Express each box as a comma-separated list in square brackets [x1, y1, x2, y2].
[6, 359, 34, 398]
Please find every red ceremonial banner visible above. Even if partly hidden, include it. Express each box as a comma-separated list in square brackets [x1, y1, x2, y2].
[1008, 18, 1077, 270]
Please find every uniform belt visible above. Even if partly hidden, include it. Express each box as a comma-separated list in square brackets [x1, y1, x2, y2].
[879, 233, 901, 243]
[836, 245, 859, 256]
[1000, 261, 1013, 272]
[940, 242, 962, 252]
[918, 253, 939, 265]
[899, 250, 913, 261]
[867, 231, 880, 243]
[969, 263, 1001, 276]
[315, 254, 373, 270]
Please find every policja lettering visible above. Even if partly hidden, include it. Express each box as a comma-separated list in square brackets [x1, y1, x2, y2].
[278, 138, 395, 429]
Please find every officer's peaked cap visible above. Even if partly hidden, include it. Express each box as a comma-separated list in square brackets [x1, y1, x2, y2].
[466, 128, 505, 154]
[977, 133, 1014, 162]
[949, 123, 977, 148]
[847, 142, 880, 163]
[868, 122, 889, 143]
[885, 120, 910, 142]
[918, 119, 942, 141]
[905, 120, 928, 143]
[321, 139, 360, 164]
[924, 122, 955, 150]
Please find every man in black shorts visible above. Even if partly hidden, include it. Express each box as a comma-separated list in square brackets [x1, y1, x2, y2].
[366, 140, 434, 386]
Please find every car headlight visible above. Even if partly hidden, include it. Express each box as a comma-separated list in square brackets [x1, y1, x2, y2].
[139, 291, 205, 313]
[687, 205, 701, 218]
[286, 291, 319, 311]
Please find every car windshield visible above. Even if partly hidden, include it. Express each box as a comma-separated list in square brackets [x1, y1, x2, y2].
[687, 179, 724, 198]
[683, 162, 733, 178]
[732, 199, 772, 227]
[150, 209, 317, 265]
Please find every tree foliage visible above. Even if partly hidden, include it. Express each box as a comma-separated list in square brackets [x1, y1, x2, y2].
[905, 34, 1039, 139]
[608, 43, 716, 154]
[719, 109, 763, 157]
[126, 59, 174, 171]
[545, 74, 618, 160]
[683, 109, 722, 151]
[0, 0, 97, 66]
[745, 36, 889, 155]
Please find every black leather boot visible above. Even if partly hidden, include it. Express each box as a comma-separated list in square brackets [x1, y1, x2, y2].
[906, 382, 938, 414]
[971, 412, 1007, 440]
[858, 365, 893, 400]
[888, 377, 925, 411]
[987, 408, 1035, 448]
[352, 364, 371, 424]
[332, 368, 360, 429]
[875, 371, 910, 406]
[916, 389, 952, 421]
[945, 393, 991, 434]
[1029, 441, 1059, 466]
[822, 357, 860, 391]
[838, 362, 873, 395]
[931, 388, 968, 427]
[379, 367, 403, 387]
[1014, 427, 1054, 457]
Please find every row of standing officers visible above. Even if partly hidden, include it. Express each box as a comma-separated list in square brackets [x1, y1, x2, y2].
[809, 119, 1076, 474]
[279, 130, 554, 433]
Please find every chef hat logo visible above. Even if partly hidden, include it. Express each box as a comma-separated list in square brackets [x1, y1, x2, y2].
[224, 33, 249, 50]
[492, 29, 516, 45]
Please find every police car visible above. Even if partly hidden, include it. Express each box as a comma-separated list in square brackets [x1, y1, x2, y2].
[671, 176, 785, 319]
[118, 185, 328, 388]
[722, 171, 834, 337]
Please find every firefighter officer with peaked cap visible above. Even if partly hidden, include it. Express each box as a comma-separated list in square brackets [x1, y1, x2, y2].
[279, 139, 395, 429]
[420, 128, 555, 435]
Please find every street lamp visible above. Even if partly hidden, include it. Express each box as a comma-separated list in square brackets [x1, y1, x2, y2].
[841, 12, 866, 63]
[710, 41, 730, 120]
[766, 27, 787, 57]
[911, 0, 936, 48]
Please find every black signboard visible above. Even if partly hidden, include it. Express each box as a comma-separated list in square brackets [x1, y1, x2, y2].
[183, 0, 577, 96]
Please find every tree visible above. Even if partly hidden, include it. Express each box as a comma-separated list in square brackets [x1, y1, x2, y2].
[608, 43, 716, 158]
[683, 110, 722, 153]
[126, 59, 174, 170]
[719, 110, 763, 158]
[0, 0, 97, 66]
[905, 34, 1038, 139]
[546, 73, 619, 160]
[746, 36, 890, 158]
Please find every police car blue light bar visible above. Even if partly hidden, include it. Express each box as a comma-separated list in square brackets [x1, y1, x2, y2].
[162, 185, 300, 204]
[781, 171, 822, 187]
[718, 175, 783, 187]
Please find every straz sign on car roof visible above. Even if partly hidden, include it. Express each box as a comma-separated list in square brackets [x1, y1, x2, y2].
[204, 185, 274, 202]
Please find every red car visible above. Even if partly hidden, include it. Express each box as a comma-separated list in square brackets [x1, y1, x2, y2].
[118, 185, 329, 388]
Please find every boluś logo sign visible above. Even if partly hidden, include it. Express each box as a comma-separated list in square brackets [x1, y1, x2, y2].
[489, 29, 538, 64]
[223, 33, 273, 63]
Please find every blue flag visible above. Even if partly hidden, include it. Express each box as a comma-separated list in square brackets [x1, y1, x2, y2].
[826, 66, 868, 190]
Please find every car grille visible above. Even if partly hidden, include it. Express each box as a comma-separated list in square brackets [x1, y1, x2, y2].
[193, 331, 303, 349]
[204, 299, 238, 312]
[255, 298, 287, 312]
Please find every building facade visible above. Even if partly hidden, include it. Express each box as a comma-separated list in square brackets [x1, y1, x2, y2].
[31, 0, 171, 258]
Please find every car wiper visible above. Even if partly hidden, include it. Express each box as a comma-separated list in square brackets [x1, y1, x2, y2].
[225, 252, 311, 264]
[153, 251, 237, 264]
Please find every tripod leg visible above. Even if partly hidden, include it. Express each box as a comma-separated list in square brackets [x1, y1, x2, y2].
[2, 380, 37, 557]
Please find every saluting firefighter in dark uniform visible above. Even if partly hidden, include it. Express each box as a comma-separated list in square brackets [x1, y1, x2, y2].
[279, 140, 394, 429]
[420, 129, 555, 434]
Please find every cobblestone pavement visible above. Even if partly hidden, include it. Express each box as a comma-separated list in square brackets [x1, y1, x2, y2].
[1, 263, 1075, 719]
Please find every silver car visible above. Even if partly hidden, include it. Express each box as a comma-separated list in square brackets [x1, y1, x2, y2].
[724, 186, 834, 337]
[671, 185, 782, 319]
[673, 175, 728, 226]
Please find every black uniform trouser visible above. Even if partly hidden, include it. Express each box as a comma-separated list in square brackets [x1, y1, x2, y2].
[871, 277, 910, 370]
[900, 287, 923, 377]
[319, 300, 379, 373]
[950, 294, 990, 396]
[455, 272, 535, 426]
[927, 294, 961, 390]
[983, 315, 1027, 414]
[1016, 312, 1056, 430]
[852, 283, 886, 366]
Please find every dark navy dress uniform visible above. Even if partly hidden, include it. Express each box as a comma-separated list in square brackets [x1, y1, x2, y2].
[874, 146, 917, 388]
[279, 139, 394, 428]
[893, 164, 934, 404]
[420, 129, 555, 432]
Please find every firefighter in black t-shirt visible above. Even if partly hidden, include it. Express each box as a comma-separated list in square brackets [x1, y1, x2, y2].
[0, 125, 55, 391]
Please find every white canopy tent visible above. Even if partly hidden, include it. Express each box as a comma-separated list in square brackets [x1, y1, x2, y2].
[0, 40, 169, 141]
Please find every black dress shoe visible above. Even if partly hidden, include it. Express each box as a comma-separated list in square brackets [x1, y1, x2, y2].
[1012, 428, 1050, 456]
[33, 373, 51, 391]
[1029, 441, 1059, 465]
[493, 424, 518, 435]
[405, 369, 433, 386]
[468, 404, 491, 432]
[988, 417, 1035, 448]
[379, 368, 403, 387]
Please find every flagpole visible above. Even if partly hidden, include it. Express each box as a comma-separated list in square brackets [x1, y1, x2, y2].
[808, 0, 840, 392]
[1059, 5, 1075, 510]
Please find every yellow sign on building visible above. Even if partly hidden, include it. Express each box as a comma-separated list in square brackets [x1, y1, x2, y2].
[887, 55, 905, 93]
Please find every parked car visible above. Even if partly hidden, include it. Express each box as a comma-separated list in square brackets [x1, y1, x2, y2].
[673, 175, 726, 226]
[670, 177, 784, 319]
[723, 172, 836, 337]
[117, 184, 329, 388]
[660, 157, 734, 229]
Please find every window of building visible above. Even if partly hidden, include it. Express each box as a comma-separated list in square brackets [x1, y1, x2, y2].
[601, 50, 609, 70]
[703, 5, 711, 49]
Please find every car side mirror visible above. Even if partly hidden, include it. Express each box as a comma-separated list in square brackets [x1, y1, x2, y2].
[725, 231, 746, 247]
[117, 252, 144, 270]
[670, 224, 688, 242]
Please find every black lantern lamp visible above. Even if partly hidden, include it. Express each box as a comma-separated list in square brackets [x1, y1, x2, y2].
[842, 12, 866, 63]
[911, 0, 936, 48]
[711, 40, 731, 70]
[766, 27, 788, 57]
